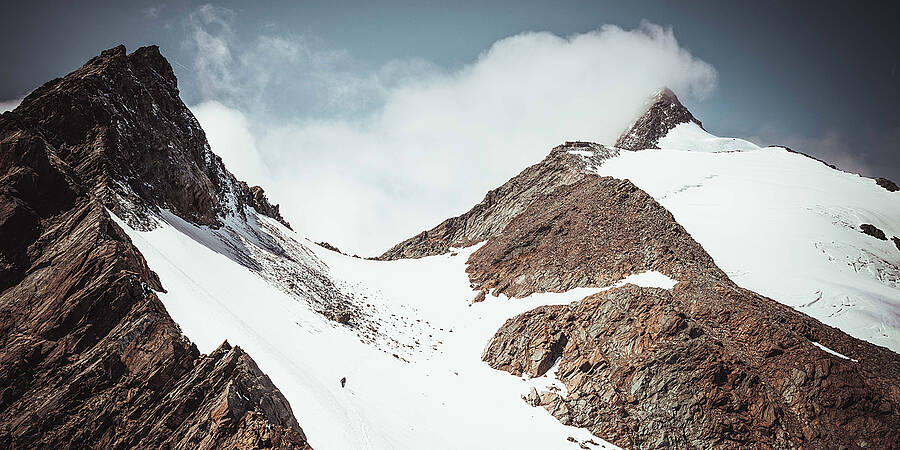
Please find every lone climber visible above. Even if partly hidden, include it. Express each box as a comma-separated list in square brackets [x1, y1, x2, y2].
[340, 377, 346, 388]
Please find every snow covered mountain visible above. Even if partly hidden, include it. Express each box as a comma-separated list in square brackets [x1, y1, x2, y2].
[1, 46, 899, 449]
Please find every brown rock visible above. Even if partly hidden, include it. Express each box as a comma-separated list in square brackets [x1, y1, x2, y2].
[484, 282, 900, 449]
[466, 175, 726, 298]
[9, 44, 290, 231]
[0, 46, 312, 449]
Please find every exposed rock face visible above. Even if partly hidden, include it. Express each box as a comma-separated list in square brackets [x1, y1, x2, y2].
[614, 88, 702, 150]
[860, 223, 888, 240]
[466, 175, 727, 298]
[7, 44, 352, 323]
[875, 177, 899, 192]
[377, 142, 617, 259]
[467, 154, 900, 447]
[0, 46, 311, 448]
[483, 281, 900, 449]
[10, 45, 290, 231]
[248, 185, 291, 229]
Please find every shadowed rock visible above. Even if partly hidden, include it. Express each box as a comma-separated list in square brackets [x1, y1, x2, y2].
[875, 177, 899, 192]
[9, 44, 290, 231]
[0, 46, 311, 449]
[860, 223, 887, 240]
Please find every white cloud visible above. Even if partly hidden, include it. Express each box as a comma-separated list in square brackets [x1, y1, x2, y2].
[187, 13, 718, 255]
[0, 97, 23, 113]
[192, 100, 270, 187]
[184, 4, 238, 101]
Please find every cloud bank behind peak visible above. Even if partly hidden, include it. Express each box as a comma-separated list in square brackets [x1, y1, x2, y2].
[187, 10, 718, 255]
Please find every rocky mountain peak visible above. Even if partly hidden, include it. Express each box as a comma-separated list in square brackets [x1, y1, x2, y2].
[8, 44, 290, 230]
[614, 87, 703, 150]
[0, 46, 309, 448]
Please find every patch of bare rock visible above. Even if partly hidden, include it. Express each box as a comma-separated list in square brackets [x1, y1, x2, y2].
[875, 177, 899, 192]
[483, 281, 900, 448]
[466, 175, 726, 298]
[859, 223, 887, 240]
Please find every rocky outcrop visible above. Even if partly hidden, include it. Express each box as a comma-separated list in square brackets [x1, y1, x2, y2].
[484, 281, 900, 449]
[0, 119, 310, 448]
[0, 46, 311, 448]
[614, 88, 702, 150]
[466, 175, 727, 298]
[246, 185, 291, 229]
[860, 223, 887, 240]
[10, 45, 290, 231]
[377, 142, 617, 259]
[875, 177, 899, 192]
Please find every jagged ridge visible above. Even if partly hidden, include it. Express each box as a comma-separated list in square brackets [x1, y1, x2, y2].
[11, 45, 291, 231]
[0, 46, 311, 448]
[377, 142, 618, 260]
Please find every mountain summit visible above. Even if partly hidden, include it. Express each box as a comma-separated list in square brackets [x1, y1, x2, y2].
[614, 87, 703, 150]
[11, 44, 290, 231]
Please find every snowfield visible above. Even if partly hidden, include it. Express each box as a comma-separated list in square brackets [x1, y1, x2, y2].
[113, 211, 636, 450]
[593, 130, 900, 352]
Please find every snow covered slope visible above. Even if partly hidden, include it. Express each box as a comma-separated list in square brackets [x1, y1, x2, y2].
[110, 208, 691, 449]
[656, 121, 760, 152]
[591, 131, 900, 352]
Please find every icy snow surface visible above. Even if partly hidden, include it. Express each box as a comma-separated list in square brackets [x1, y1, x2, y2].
[657, 122, 760, 153]
[113, 211, 633, 450]
[812, 342, 858, 362]
[592, 129, 900, 352]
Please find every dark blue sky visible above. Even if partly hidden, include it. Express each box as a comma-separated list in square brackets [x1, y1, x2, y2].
[3, 0, 897, 179]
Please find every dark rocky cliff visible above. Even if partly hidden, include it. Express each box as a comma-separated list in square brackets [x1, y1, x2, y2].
[11, 45, 290, 230]
[0, 46, 310, 449]
[614, 87, 702, 150]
